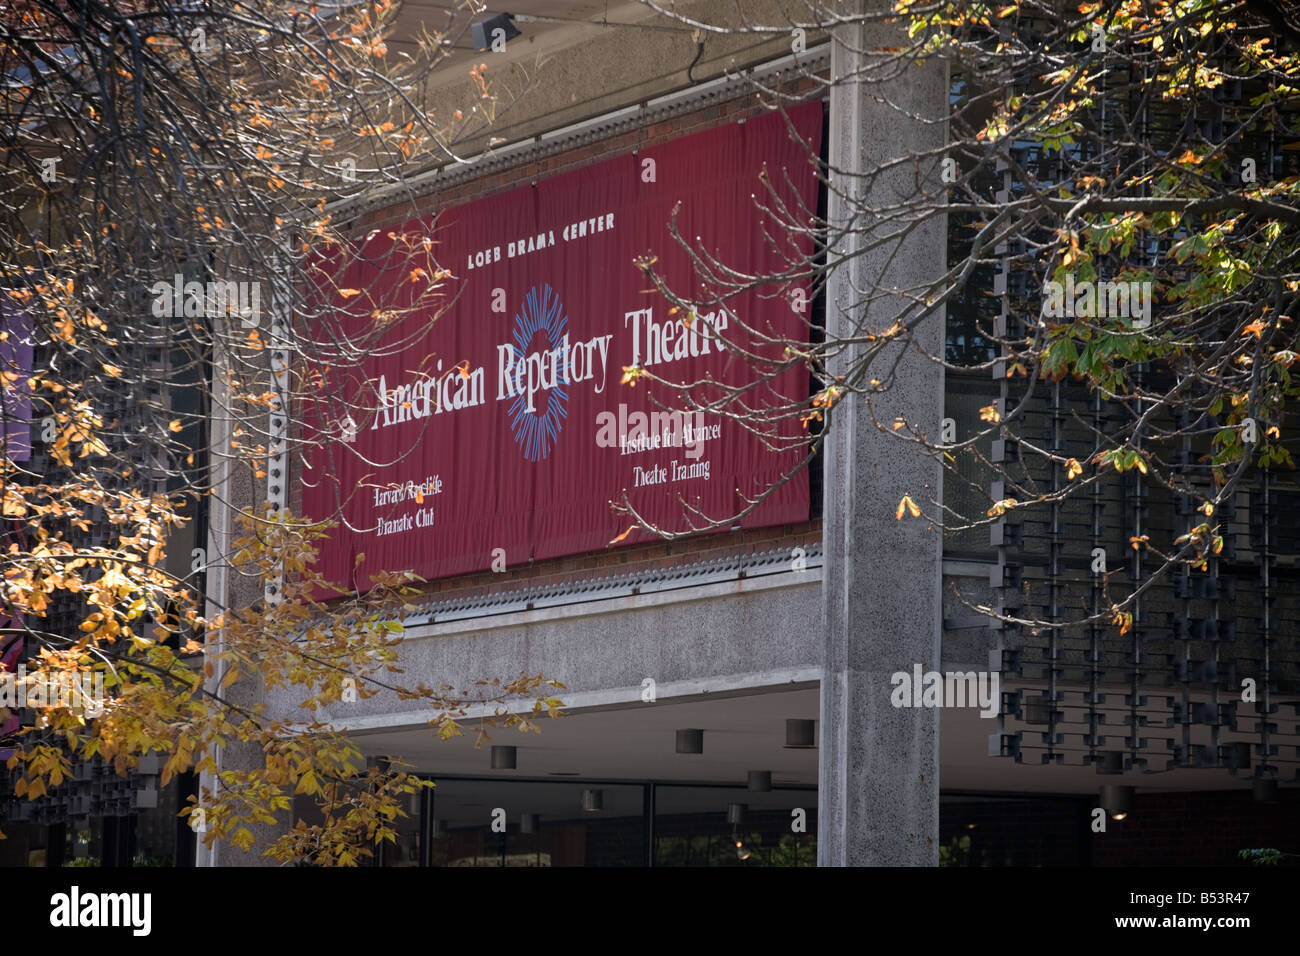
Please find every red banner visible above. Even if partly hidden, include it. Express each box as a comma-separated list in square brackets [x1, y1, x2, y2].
[302, 102, 822, 589]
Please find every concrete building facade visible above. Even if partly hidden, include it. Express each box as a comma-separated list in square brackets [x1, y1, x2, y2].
[196, 0, 1298, 868]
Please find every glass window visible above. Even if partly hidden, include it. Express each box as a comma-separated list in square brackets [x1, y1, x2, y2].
[653, 785, 816, 866]
[427, 779, 645, 867]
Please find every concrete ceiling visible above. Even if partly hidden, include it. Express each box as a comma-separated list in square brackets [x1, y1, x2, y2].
[357, 686, 822, 788]
[352, 683, 1293, 797]
[388, 1, 683, 60]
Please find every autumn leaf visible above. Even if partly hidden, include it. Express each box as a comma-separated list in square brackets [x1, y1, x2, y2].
[609, 525, 637, 544]
[895, 494, 921, 520]
[811, 385, 844, 414]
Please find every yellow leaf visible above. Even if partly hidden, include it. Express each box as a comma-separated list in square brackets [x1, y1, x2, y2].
[610, 525, 636, 544]
[895, 495, 921, 520]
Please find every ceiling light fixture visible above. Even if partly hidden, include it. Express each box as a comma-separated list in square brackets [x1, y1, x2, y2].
[470, 13, 520, 52]
[676, 728, 704, 754]
[1099, 785, 1134, 821]
[785, 719, 816, 749]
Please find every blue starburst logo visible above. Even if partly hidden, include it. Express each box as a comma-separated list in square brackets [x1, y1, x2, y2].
[507, 284, 568, 461]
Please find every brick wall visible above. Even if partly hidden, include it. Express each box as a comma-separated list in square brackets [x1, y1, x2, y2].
[291, 82, 825, 603]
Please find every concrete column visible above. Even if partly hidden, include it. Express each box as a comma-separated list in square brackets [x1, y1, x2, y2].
[818, 4, 948, 866]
